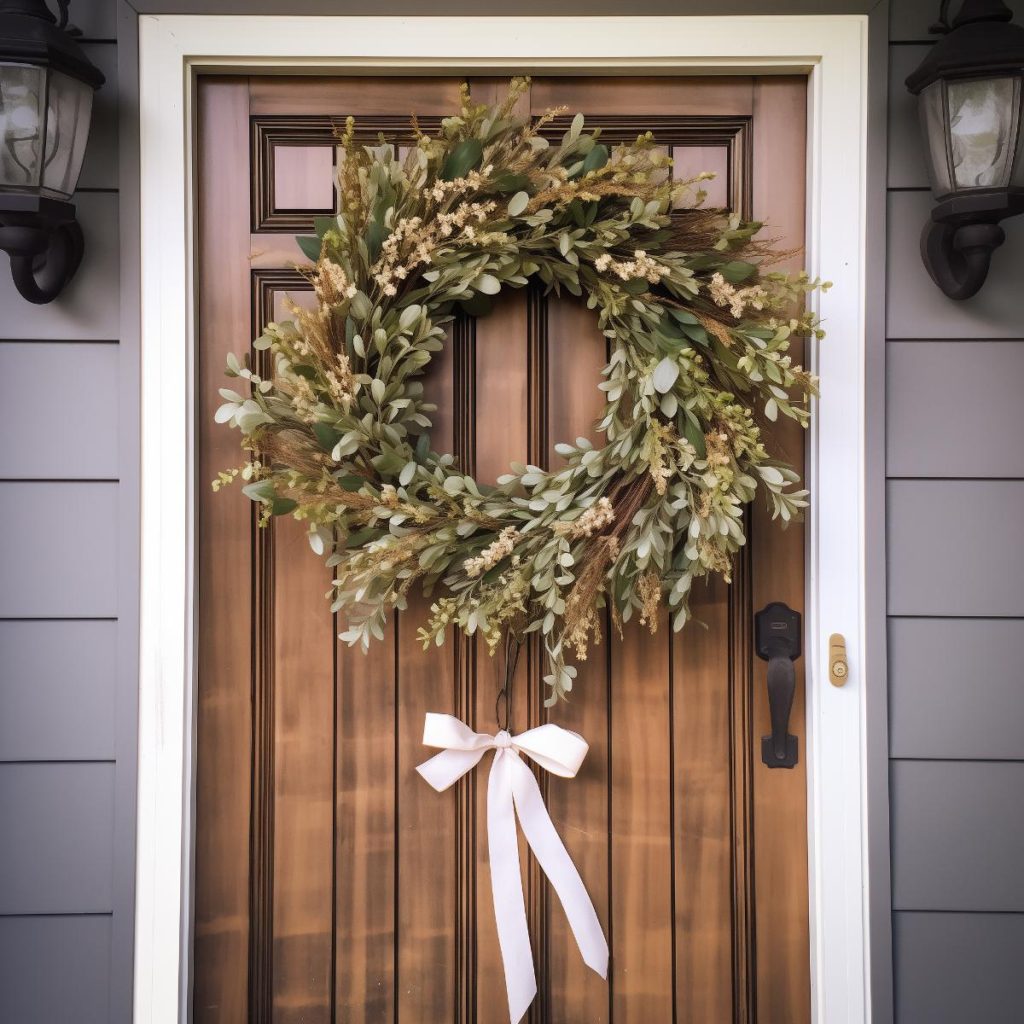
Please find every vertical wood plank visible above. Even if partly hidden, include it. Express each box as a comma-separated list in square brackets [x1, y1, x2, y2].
[194, 77, 252, 1024]
[750, 75, 811, 1024]
[396, 313, 457, 1022]
[271, 516, 335, 1024]
[473, 289, 532, 1024]
[465, 78, 536, 1024]
[673, 577, 734, 1024]
[610, 621, 674, 1021]
[543, 296, 611, 1024]
[335, 619, 396, 1022]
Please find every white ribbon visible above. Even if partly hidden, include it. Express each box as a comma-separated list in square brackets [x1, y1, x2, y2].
[416, 712, 609, 1024]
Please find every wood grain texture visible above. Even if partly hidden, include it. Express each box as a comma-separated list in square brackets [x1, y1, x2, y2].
[610, 621, 675, 1021]
[271, 515, 335, 1024]
[194, 77, 253, 1024]
[194, 72, 809, 1024]
[673, 576, 734, 1024]
[335, 619, 397, 1022]
[750, 75, 811, 1024]
[544, 295, 612, 1024]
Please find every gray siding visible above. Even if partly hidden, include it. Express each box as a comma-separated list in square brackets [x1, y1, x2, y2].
[887, 2, 1024, 1020]
[0, 3, 132, 1022]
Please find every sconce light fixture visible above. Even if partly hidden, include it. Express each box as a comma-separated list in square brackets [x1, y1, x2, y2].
[906, 0, 1024, 299]
[0, 0, 104, 304]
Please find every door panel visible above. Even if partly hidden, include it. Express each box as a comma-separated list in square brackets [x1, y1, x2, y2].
[195, 73, 809, 1024]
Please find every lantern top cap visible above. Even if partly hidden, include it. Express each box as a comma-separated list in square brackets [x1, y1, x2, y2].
[906, 0, 1024, 94]
[0, 0, 105, 89]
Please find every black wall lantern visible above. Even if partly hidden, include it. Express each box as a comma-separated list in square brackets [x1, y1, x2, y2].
[907, 0, 1024, 299]
[0, 0, 104, 304]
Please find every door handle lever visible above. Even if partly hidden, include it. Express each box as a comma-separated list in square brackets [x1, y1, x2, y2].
[755, 601, 801, 769]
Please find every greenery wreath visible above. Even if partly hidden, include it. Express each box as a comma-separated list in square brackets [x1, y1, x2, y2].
[215, 79, 826, 703]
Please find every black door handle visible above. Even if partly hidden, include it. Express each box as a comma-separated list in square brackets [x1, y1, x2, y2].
[755, 601, 801, 769]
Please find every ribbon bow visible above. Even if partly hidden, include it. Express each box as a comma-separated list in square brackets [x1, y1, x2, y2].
[417, 712, 609, 1024]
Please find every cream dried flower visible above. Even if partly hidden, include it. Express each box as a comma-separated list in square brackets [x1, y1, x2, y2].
[463, 526, 520, 578]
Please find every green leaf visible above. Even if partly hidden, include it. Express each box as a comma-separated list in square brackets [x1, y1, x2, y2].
[491, 172, 530, 194]
[475, 273, 501, 295]
[682, 416, 707, 459]
[582, 143, 609, 173]
[345, 527, 375, 549]
[270, 497, 298, 516]
[242, 480, 276, 503]
[680, 322, 709, 346]
[459, 293, 494, 317]
[313, 215, 336, 239]
[440, 138, 483, 181]
[366, 220, 388, 264]
[336, 474, 366, 491]
[720, 260, 757, 285]
[312, 423, 344, 451]
[296, 235, 321, 262]
[669, 308, 700, 326]
[621, 278, 649, 295]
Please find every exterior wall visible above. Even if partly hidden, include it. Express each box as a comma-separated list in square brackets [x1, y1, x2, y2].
[887, 1, 1024, 1021]
[0, 3, 133, 1023]
[6, 0, 1021, 1021]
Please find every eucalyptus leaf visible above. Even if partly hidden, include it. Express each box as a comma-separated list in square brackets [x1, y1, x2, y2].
[652, 356, 680, 394]
[296, 235, 321, 262]
[507, 191, 530, 217]
[440, 138, 483, 181]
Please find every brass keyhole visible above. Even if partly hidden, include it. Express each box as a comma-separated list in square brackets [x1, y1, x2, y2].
[828, 633, 848, 687]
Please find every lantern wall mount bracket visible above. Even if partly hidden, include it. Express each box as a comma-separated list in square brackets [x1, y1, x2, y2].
[907, 0, 1024, 300]
[0, 0, 103, 304]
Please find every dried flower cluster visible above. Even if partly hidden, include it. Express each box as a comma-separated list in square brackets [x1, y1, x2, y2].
[215, 79, 826, 703]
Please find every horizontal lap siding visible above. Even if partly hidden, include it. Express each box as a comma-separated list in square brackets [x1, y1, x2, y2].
[889, 618, 1024, 760]
[0, 343, 119, 479]
[0, 15, 129, 1024]
[0, 763, 116, 914]
[0, 620, 117, 762]
[891, 761, 1024, 912]
[888, 3, 1024, 1020]
[0, 915, 112, 1024]
[893, 912, 1024, 1024]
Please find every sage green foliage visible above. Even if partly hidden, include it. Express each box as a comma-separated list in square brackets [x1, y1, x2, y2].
[216, 80, 825, 703]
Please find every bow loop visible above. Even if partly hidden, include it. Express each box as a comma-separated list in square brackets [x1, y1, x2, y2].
[510, 723, 589, 778]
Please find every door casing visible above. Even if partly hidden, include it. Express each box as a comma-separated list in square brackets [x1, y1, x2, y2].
[134, 15, 873, 1024]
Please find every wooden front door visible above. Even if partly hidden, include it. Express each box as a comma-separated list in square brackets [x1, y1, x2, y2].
[194, 73, 809, 1024]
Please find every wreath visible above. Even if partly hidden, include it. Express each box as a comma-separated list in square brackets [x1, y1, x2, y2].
[215, 80, 825, 703]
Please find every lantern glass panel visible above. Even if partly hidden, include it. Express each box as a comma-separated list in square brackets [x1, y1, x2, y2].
[1012, 78, 1024, 187]
[0, 63, 46, 191]
[947, 76, 1019, 190]
[920, 80, 954, 196]
[42, 71, 93, 199]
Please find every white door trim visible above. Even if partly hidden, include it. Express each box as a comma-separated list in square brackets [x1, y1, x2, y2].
[135, 14, 872, 1023]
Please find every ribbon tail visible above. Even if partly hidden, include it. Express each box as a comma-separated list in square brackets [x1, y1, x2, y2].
[487, 751, 537, 1024]
[510, 757, 609, 980]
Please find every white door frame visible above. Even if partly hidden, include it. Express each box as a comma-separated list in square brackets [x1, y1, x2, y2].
[135, 14, 872, 1023]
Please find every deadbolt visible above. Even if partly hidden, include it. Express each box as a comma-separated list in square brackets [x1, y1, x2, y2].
[829, 633, 848, 687]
